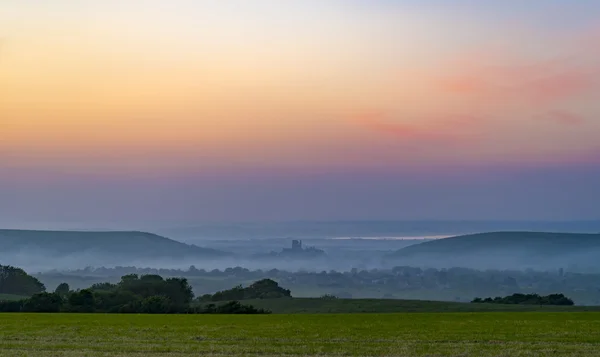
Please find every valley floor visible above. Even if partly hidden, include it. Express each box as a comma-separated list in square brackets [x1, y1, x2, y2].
[2, 312, 600, 356]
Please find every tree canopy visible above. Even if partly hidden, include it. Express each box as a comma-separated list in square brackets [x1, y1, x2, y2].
[201, 279, 292, 301]
[0, 265, 45, 296]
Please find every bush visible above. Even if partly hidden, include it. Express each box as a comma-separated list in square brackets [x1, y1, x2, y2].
[66, 289, 95, 312]
[89, 282, 116, 291]
[472, 293, 574, 306]
[22, 293, 63, 312]
[206, 279, 291, 301]
[140, 296, 172, 314]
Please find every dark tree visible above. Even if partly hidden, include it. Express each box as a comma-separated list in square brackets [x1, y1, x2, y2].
[140, 296, 172, 314]
[54, 283, 70, 296]
[22, 293, 63, 312]
[68, 289, 95, 312]
[0, 265, 45, 296]
[89, 282, 116, 291]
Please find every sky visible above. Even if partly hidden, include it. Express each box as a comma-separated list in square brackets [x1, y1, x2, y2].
[1, 1, 600, 228]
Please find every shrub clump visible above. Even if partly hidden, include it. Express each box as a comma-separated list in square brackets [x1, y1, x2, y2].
[472, 293, 574, 306]
[199, 279, 291, 302]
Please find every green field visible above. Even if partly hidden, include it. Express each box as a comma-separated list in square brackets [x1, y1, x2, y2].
[2, 313, 600, 356]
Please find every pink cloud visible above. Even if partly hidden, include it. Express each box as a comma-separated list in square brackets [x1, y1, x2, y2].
[436, 27, 600, 106]
[354, 26, 598, 144]
[439, 61, 599, 104]
[354, 112, 483, 144]
[356, 112, 423, 138]
[524, 71, 597, 103]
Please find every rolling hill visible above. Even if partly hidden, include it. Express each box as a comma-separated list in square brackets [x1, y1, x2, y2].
[0, 229, 230, 270]
[386, 232, 600, 270]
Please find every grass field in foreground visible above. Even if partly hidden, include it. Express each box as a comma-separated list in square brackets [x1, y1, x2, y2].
[241, 297, 600, 313]
[2, 313, 600, 356]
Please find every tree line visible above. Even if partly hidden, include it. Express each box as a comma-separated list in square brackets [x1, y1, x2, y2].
[51, 264, 600, 303]
[1, 273, 276, 314]
[472, 293, 574, 306]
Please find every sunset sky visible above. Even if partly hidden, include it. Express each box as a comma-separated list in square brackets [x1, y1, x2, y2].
[1, 1, 599, 227]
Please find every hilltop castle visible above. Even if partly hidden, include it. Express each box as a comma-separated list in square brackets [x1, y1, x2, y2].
[279, 239, 326, 258]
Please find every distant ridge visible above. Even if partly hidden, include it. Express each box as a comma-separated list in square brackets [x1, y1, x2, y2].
[0, 229, 229, 259]
[386, 231, 600, 270]
[159, 221, 600, 240]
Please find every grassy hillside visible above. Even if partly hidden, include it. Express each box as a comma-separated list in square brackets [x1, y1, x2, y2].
[392, 232, 600, 255]
[237, 297, 600, 314]
[0, 229, 228, 259]
[386, 231, 600, 269]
